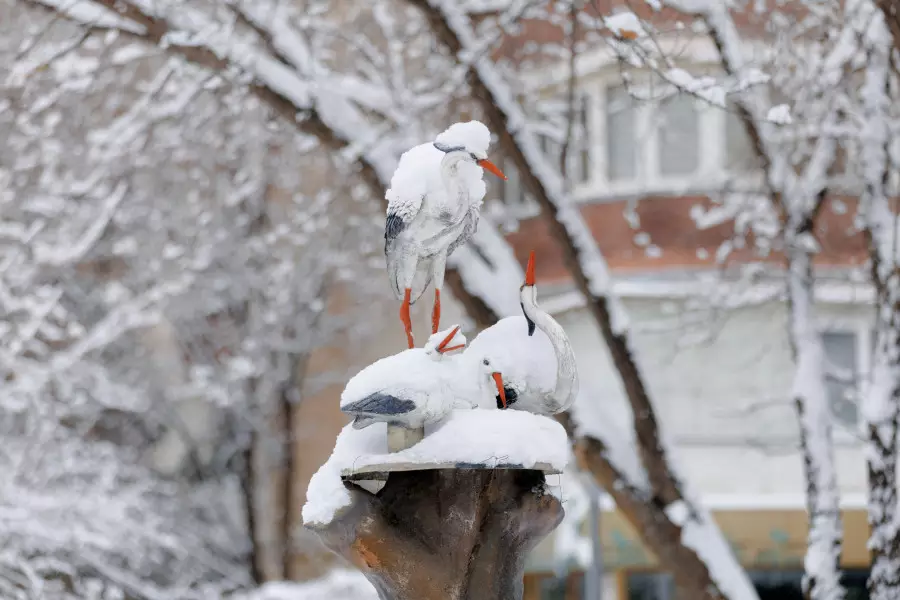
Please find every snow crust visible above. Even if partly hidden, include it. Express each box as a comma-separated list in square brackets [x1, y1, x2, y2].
[766, 104, 792, 125]
[303, 409, 569, 527]
[235, 570, 377, 600]
[434, 120, 491, 155]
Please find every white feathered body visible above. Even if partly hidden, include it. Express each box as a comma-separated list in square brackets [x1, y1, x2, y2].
[385, 123, 491, 303]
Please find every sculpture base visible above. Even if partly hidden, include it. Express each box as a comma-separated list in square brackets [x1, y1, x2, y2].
[308, 468, 563, 600]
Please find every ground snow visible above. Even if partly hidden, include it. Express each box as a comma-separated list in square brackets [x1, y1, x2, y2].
[303, 409, 569, 527]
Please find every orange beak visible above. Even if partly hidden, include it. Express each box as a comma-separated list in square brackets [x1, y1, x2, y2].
[492, 372, 507, 408]
[477, 158, 507, 180]
[524, 250, 536, 286]
[436, 325, 464, 354]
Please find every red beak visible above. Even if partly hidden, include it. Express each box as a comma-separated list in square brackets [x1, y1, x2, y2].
[477, 158, 507, 180]
[492, 372, 506, 408]
[524, 250, 536, 286]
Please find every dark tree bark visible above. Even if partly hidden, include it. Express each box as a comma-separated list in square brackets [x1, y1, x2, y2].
[308, 469, 563, 600]
[876, 0, 900, 59]
[859, 19, 900, 600]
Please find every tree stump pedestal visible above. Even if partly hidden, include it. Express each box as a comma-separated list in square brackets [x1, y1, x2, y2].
[307, 465, 564, 600]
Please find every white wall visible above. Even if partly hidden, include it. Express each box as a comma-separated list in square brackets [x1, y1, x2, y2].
[555, 292, 870, 502]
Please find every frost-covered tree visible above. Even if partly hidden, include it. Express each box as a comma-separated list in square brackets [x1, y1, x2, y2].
[597, 2, 900, 599]
[15, 0, 774, 598]
[1, 2, 394, 595]
[853, 4, 900, 598]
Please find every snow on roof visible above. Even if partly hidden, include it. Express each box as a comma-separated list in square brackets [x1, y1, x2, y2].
[233, 569, 377, 600]
[603, 12, 645, 39]
[303, 409, 569, 527]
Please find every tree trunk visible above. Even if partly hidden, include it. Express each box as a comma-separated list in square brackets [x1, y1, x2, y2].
[859, 13, 900, 598]
[863, 349, 900, 600]
[308, 469, 563, 600]
[785, 244, 845, 600]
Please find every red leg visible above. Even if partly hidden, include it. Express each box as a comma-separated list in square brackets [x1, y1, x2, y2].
[400, 288, 414, 349]
[431, 288, 441, 334]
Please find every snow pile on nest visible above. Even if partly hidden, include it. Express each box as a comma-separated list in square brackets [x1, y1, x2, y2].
[303, 408, 569, 527]
[235, 569, 377, 600]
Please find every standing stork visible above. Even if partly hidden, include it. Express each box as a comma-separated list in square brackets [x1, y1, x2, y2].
[385, 121, 507, 348]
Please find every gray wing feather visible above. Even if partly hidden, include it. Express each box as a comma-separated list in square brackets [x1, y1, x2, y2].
[385, 213, 406, 247]
[446, 207, 479, 258]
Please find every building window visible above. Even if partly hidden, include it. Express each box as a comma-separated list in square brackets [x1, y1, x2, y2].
[571, 94, 592, 184]
[606, 83, 705, 183]
[657, 94, 700, 176]
[500, 157, 526, 208]
[821, 331, 860, 428]
[724, 108, 757, 173]
[605, 85, 638, 182]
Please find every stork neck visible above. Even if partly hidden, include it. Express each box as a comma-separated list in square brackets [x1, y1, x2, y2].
[519, 286, 578, 413]
[440, 152, 469, 212]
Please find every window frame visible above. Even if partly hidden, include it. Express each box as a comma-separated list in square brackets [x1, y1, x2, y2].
[816, 323, 874, 437]
[578, 70, 765, 203]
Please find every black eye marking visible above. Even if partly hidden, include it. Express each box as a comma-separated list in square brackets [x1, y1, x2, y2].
[482, 358, 490, 366]
[496, 387, 518, 409]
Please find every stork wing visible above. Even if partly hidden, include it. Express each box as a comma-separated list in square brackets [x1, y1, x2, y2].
[384, 191, 424, 300]
[384, 190, 423, 246]
[446, 205, 479, 258]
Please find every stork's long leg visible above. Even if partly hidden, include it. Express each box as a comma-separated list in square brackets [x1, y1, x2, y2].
[398, 254, 418, 349]
[431, 251, 448, 334]
[400, 288, 414, 349]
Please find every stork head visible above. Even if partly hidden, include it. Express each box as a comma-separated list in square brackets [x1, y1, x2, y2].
[424, 325, 467, 359]
[433, 120, 507, 180]
[433, 141, 507, 180]
[474, 354, 519, 410]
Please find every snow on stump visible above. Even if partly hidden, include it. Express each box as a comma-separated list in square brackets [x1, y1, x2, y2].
[303, 409, 568, 600]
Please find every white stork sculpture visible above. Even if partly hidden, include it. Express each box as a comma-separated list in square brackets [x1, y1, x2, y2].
[385, 121, 507, 349]
[341, 252, 579, 446]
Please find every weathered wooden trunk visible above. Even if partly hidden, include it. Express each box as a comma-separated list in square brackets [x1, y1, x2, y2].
[308, 468, 563, 600]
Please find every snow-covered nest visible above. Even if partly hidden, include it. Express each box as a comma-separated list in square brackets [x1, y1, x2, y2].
[234, 569, 377, 600]
[303, 409, 569, 527]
